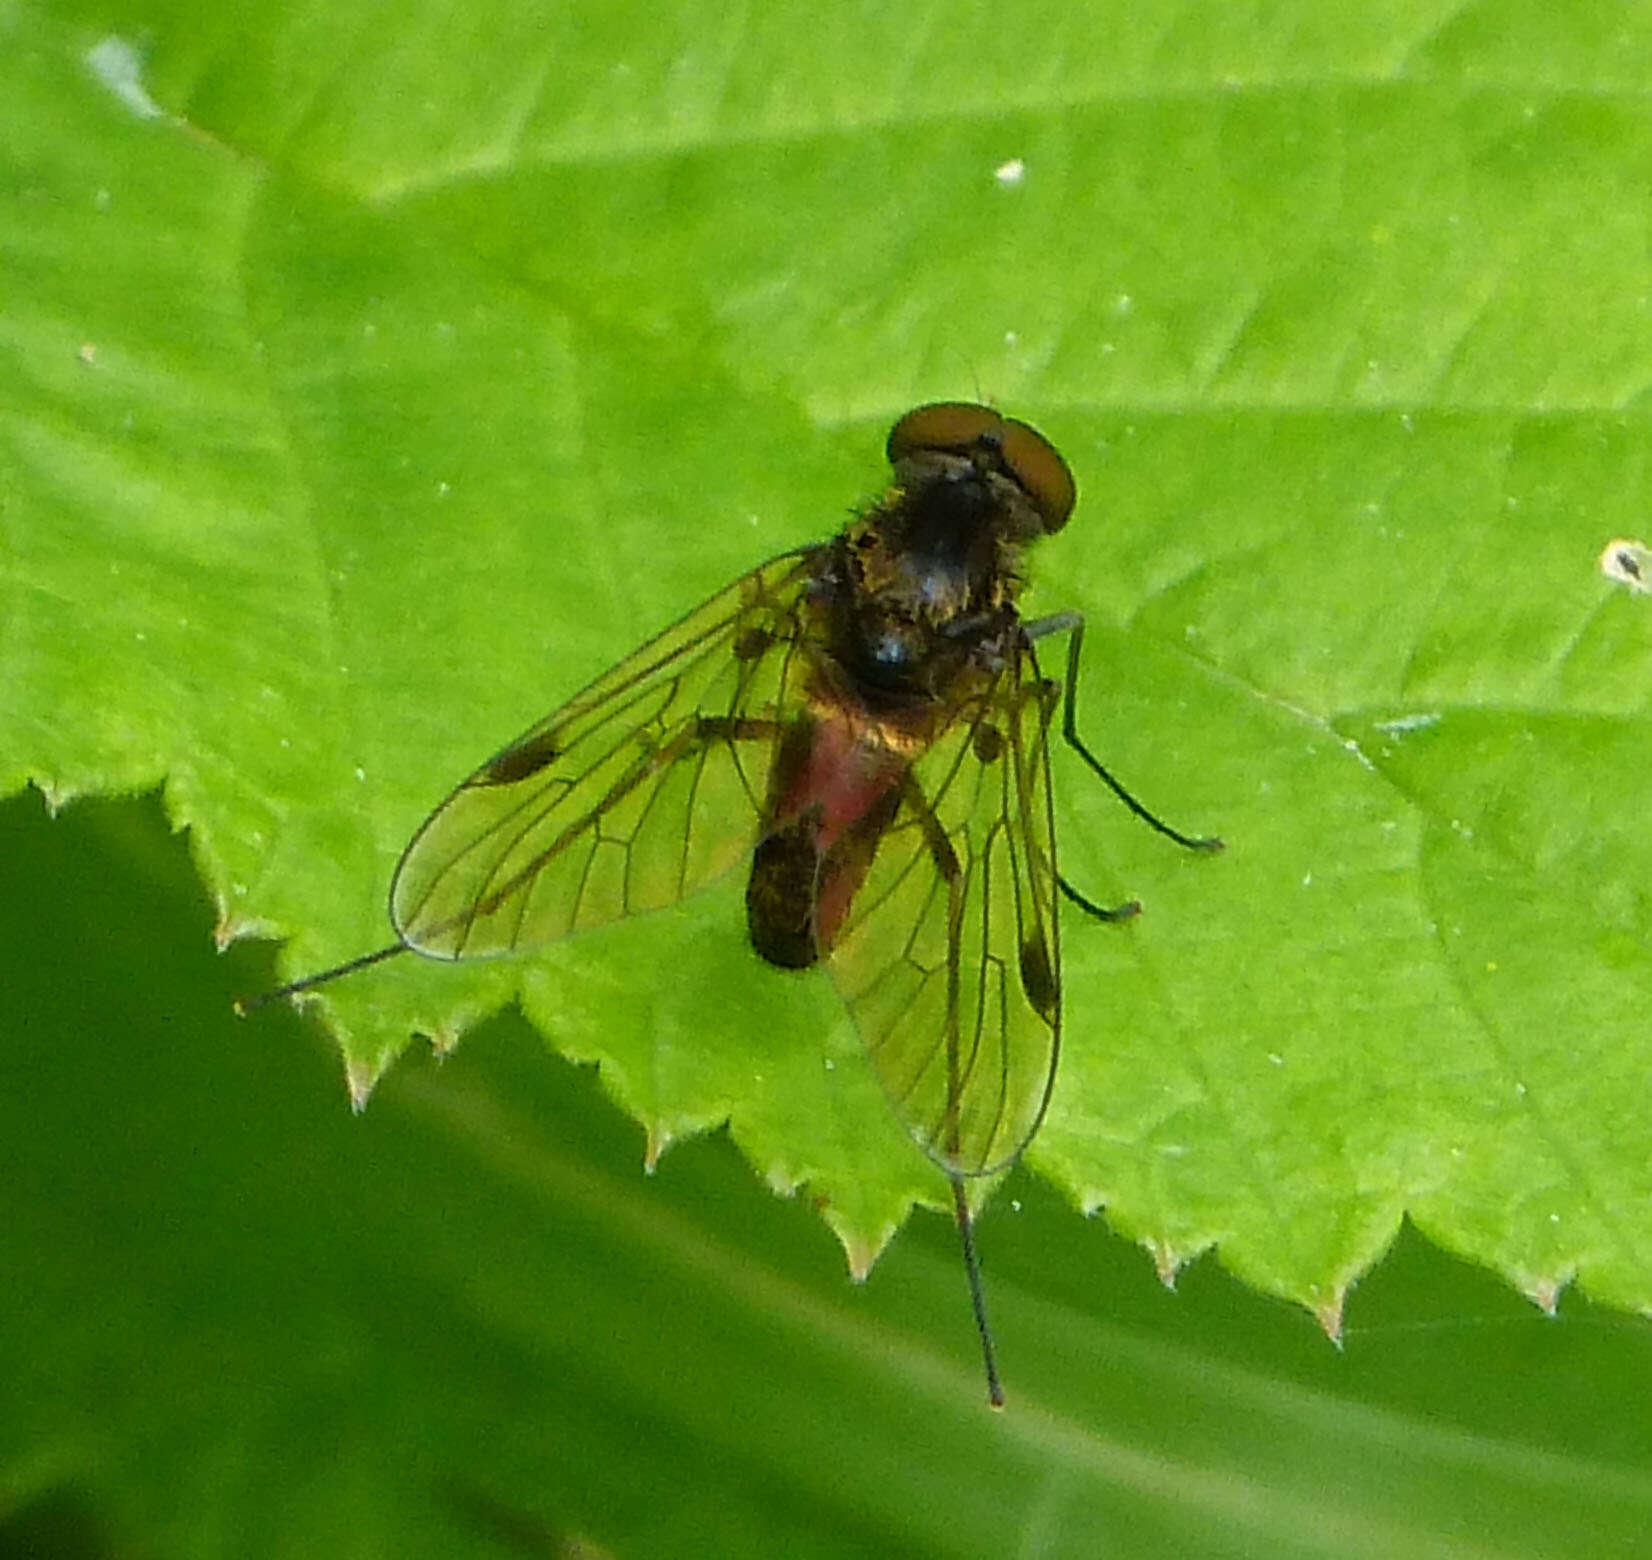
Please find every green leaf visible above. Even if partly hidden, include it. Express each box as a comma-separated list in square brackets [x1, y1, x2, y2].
[7, 0, 1652, 1548]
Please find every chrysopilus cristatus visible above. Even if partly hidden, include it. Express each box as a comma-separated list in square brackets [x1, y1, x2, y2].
[243, 402, 1221, 1406]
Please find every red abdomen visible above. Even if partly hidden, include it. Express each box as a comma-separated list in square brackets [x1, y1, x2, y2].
[746, 712, 906, 969]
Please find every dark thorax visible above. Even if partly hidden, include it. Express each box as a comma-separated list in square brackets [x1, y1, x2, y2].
[820, 442, 1048, 713]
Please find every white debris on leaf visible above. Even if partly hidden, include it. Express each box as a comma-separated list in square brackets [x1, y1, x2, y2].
[85, 36, 166, 120]
[1374, 712, 1442, 737]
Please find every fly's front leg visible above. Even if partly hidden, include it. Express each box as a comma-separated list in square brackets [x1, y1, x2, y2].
[1056, 874, 1142, 923]
[1024, 612, 1221, 925]
[1024, 611, 1223, 854]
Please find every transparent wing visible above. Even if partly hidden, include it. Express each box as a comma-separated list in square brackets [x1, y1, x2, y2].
[826, 641, 1062, 1177]
[391, 549, 818, 959]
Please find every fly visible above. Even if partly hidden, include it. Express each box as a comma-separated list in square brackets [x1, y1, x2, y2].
[242, 402, 1221, 1406]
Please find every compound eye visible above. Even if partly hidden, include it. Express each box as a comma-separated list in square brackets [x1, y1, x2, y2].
[886, 401, 1076, 532]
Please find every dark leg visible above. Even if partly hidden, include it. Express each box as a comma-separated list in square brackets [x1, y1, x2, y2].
[952, 1176, 1005, 1408]
[1026, 612, 1223, 854]
[1057, 876, 1142, 923]
[236, 940, 410, 1014]
[896, 770, 1007, 1406]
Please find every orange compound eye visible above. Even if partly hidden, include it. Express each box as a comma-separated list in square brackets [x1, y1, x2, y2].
[886, 402, 1076, 532]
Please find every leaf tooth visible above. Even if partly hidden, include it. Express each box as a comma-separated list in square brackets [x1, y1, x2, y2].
[840, 1229, 881, 1283]
[813, 1200, 897, 1281]
[38, 779, 78, 816]
[643, 1125, 674, 1174]
[1315, 1289, 1347, 1348]
[1144, 1238, 1186, 1290]
[765, 1162, 802, 1197]
[344, 1055, 380, 1113]
[1522, 1273, 1571, 1317]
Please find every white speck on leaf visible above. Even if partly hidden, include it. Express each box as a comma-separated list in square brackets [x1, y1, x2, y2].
[85, 36, 165, 120]
[1342, 735, 1376, 772]
[1374, 712, 1441, 736]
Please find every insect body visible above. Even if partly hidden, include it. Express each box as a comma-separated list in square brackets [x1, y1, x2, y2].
[247, 402, 1219, 1406]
